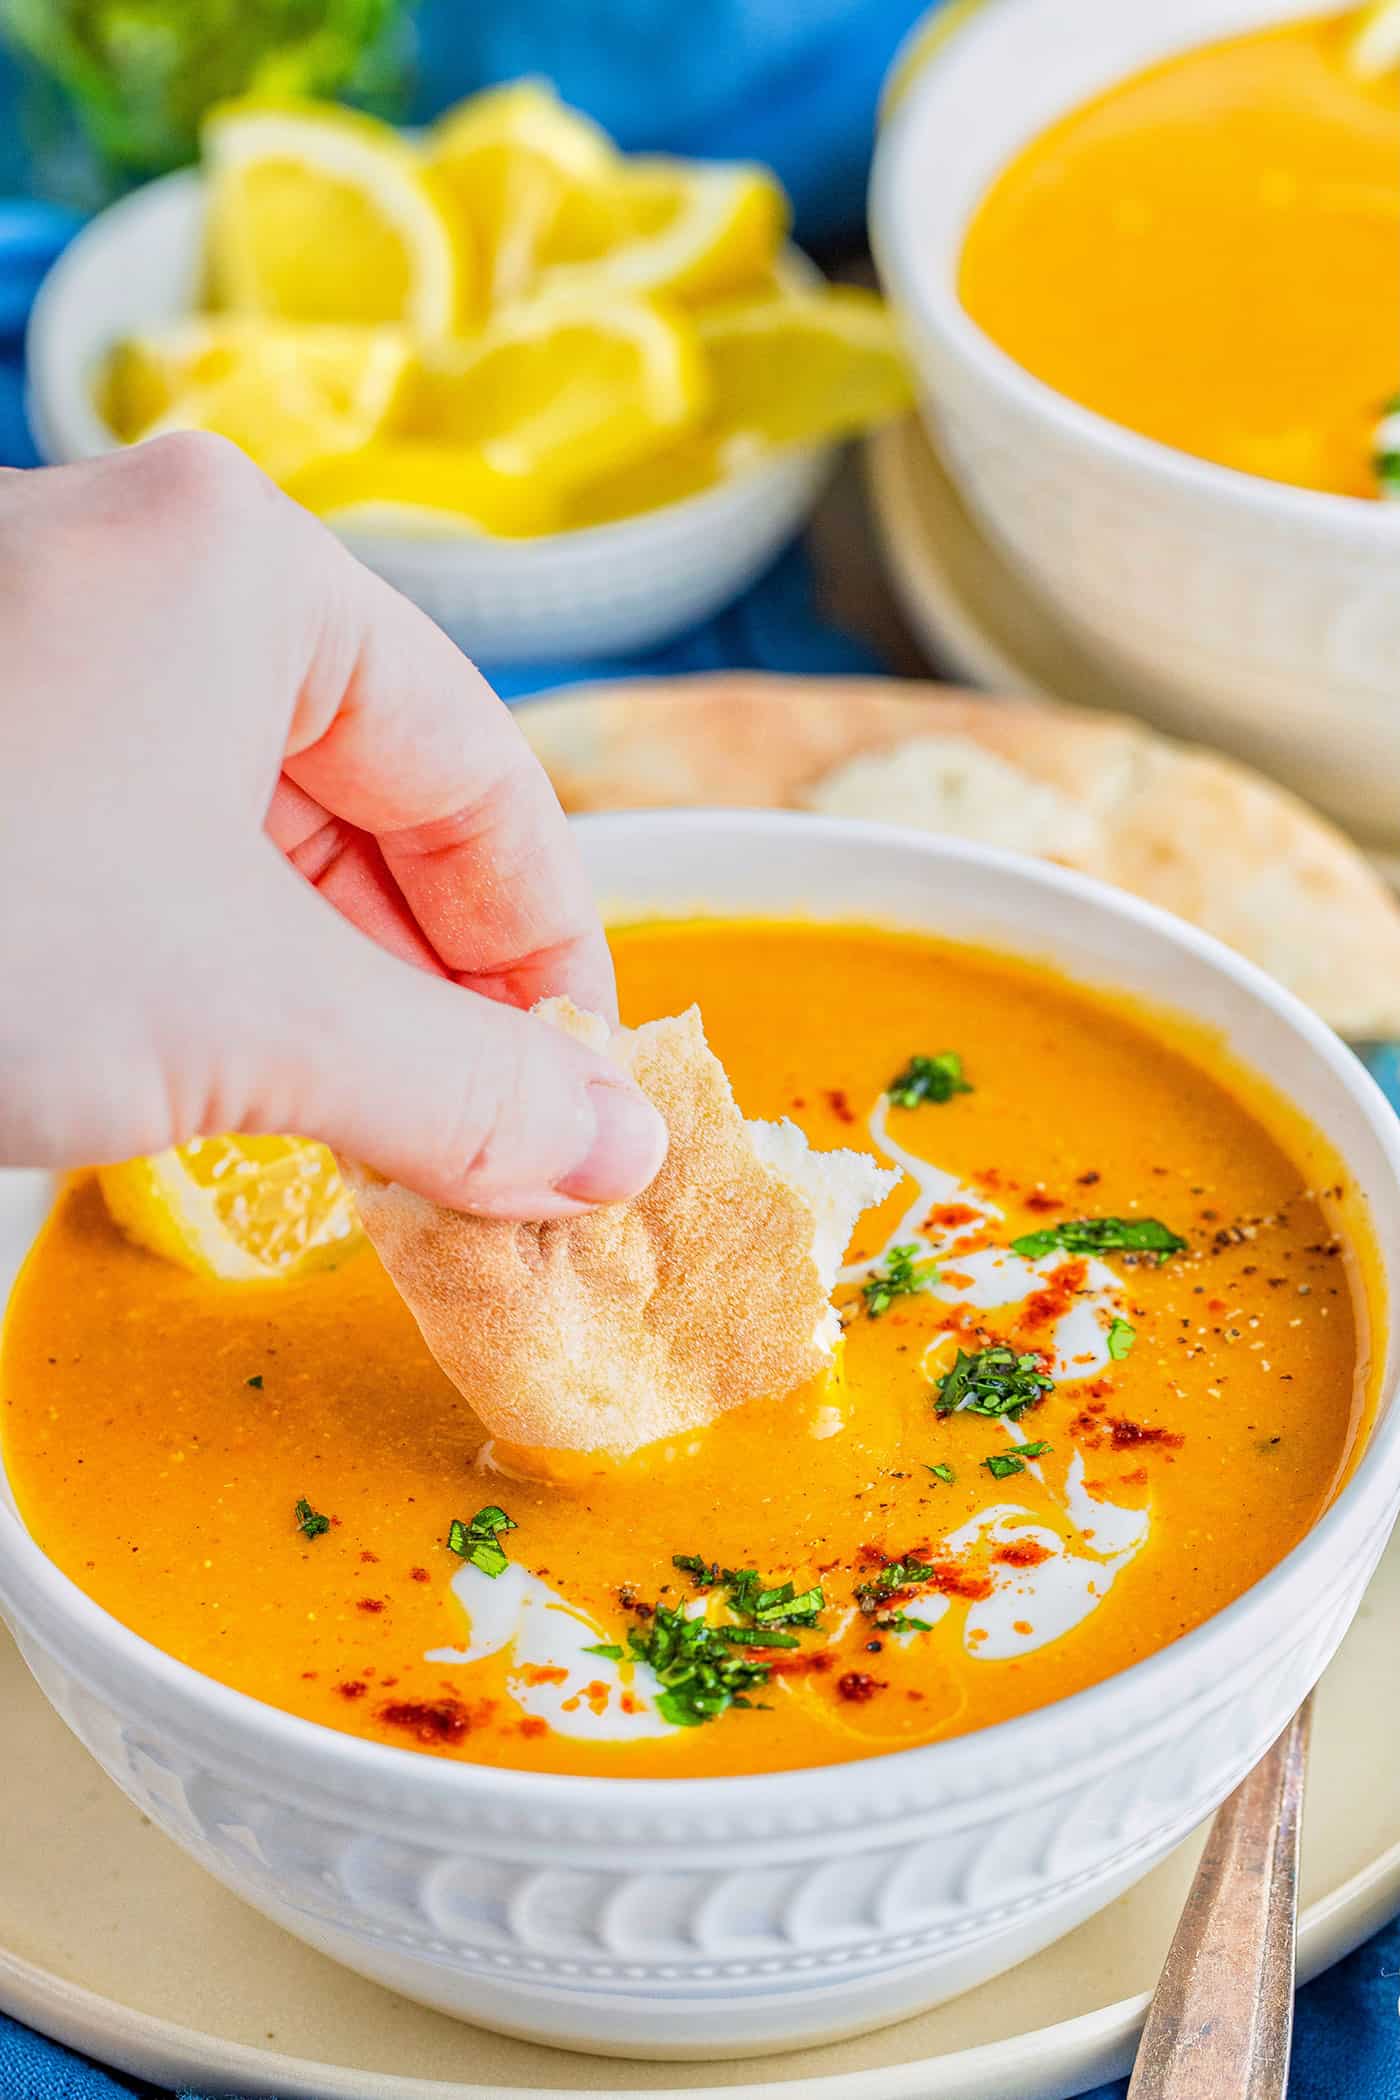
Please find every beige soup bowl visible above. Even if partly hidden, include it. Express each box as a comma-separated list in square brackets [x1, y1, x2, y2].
[1, 815, 1399, 2058]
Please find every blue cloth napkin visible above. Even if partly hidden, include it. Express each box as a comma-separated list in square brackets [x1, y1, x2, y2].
[411, 0, 933, 244]
[2, 44, 1400, 2100]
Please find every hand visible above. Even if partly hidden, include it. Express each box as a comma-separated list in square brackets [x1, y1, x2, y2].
[0, 435, 666, 1217]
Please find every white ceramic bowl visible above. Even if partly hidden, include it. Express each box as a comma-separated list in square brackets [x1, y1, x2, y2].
[2, 813, 1399, 2060]
[870, 0, 1400, 851]
[25, 170, 830, 663]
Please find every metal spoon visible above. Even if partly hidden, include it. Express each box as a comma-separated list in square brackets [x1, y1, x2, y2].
[1127, 1699, 1311, 2099]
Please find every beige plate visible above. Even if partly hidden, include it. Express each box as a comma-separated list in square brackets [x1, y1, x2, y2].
[864, 416, 1400, 895]
[4, 1527, 1400, 2100]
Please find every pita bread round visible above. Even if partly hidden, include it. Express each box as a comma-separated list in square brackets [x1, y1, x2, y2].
[518, 672, 1400, 1039]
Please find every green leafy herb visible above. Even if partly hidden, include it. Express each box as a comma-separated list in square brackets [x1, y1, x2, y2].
[885, 1611, 936, 1633]
[925, 1461, 956, 1484]
[1377, 396, 1400, 499]
[294, 1496, 329, 1539]
[723, 1570, 825, 1629]
[716, 1624, 801, 1649]
[1106, 1317, 1137, 1360]
[246, 1373, 264, 1389]
[672, 1556, 825, 1630]
[861, 1243, 937, 1318]
[1011, 1217, 1187, 1263]
[855, 1555, 940, 1620]
[627, 1605, 772, 1727]
[446, 1504, 517, 1578]
[984, 1441, 1051, 1480]
[935, 1345, 1053, 1419]
[887, 1051, 973, 1109]
[582, 1642, 623, 1661]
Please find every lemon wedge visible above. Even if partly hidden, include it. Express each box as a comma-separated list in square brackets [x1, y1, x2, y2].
[283, 441, 563, 535]
[539, 157, 788, 304]
[697, 287, 913, 448]
[427, 80, 625, 309]
[202, 98, 472, 334]
[98, 1137, 361, 1282]
[147, 367, 362, 482]
[561, 289, 911, 524]
[1347, 0, 1400, 74]
[393, 291, 708, 489]
[560, 431, 740, 527]
[100, 319, 408, 454]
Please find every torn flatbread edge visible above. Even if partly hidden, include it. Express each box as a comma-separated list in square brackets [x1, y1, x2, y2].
[344, 997, 897, 1454]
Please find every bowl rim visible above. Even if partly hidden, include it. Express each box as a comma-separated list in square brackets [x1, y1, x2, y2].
[23, 165, 831, 558]
[869, 0, 1400, 540]
[3, 810, 1399, 1817]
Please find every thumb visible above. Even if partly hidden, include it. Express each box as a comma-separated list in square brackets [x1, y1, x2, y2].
[222, 858, 667, 1219]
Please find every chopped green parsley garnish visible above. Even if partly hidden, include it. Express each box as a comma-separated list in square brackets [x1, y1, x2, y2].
[582, 1642, 623, 1661]
[246, 1373, 263, 1389]
[984, 1441, 1051, 1479]
[855, 1555, 939, 1620]
[936, 1345, 1053, 1419]
[716, 1624, 801, 1649]
[1376, 394, 1400, 498]
[446, 1504, 517, 1578]
[887, 1051, 973, 1109]
[294, 1496, 329, 1539]
[926, 1461, 956, 1484]
[1011, 1217, 1187, 1263]
[671, 1556, 825, 1630]
[632, 1556, 827, 1719]
[626, 1605, 772, 1727]
[861, 1243, 937, 1318]
[885, 1612, 936, 1634]
[1106, 1317, 1137, 1360]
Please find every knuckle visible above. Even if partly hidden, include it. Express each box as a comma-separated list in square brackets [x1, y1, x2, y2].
[130, 428, 269, 528]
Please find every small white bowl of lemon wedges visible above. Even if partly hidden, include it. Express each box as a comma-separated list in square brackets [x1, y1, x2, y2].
[28, 87, 912, 661]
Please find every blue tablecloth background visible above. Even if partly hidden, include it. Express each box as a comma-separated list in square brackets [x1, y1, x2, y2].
[1, 14, 1399, 2093]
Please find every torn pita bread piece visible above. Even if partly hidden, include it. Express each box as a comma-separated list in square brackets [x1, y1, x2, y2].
[518, 671, 1400, 1039]
[346, 998, 896, 1456]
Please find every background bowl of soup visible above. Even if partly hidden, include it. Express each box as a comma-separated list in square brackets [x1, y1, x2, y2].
[2, 814, 1400, 2057]
[870, 0, 1400, 852]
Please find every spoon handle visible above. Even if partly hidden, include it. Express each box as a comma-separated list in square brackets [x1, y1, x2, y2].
[1127, 1699, 1311, 2100]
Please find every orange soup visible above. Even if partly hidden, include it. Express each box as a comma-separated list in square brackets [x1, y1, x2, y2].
[0, 922, 1377, 1776]
[959, 14, 1400, 498]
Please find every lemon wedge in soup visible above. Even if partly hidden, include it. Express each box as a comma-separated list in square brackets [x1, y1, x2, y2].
[99, 1137, 361, 1282]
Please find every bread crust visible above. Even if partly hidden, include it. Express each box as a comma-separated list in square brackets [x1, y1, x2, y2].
[518, 672, 1400, 1038]
[345, 999, 894, 1454]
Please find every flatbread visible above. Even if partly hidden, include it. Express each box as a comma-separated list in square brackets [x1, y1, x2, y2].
[519, 672, 1400, 1038]
[346, 998, 895, 1454]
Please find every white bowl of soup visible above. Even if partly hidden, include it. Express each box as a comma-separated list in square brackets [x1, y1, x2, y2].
[870, 0, 1400, 851]
[1, 814, 1398, 2057]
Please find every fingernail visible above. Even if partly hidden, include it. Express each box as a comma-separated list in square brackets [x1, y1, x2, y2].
[555, 1080, 668, 1204]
